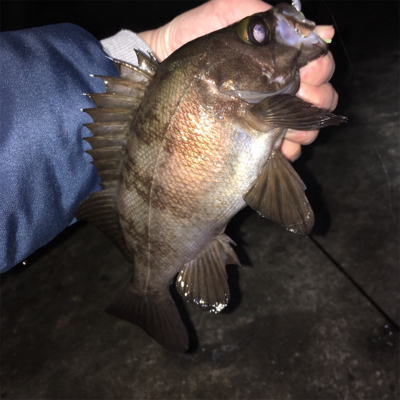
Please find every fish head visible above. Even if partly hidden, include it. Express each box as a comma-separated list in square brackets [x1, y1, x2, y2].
[171, 2, 329, 103]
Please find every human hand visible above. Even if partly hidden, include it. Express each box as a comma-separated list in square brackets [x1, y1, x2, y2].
[282, 25, 338, 161]
[138, 0, 338, 161]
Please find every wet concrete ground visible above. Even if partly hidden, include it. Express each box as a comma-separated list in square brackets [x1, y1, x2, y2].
[1, 1, 399, 399]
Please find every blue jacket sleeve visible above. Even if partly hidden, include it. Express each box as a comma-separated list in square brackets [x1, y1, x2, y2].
[0, 23, 118, 271]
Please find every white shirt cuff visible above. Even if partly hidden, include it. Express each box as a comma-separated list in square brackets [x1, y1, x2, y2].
[100, 30, 153, 66]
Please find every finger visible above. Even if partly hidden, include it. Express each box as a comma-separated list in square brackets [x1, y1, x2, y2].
[285, 129, 319, 146]
[297, 82, 339, 111]
[315, 25, 335, 40]
[280, 139, 302, 162]
[167, 0, 272, 59]
[213, 0, 271, 23]
[299, 25, 335, 86]
[300, 51, 335, 86]
[139, 0, 272, 61]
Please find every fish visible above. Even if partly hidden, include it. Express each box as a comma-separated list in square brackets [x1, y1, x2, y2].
[76, 1, 347, 352]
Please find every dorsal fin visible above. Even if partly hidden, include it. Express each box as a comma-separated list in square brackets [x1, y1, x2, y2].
[76, 56, 159, 262]
[133, 50, 158, 78]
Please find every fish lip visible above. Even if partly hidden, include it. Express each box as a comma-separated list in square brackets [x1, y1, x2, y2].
[221, 77, 300, 103]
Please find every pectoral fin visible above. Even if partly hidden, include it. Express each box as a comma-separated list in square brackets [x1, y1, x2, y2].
[176, 234, 240, 313]
[245, 93, 347, 131]
[243, 150, 314, 235]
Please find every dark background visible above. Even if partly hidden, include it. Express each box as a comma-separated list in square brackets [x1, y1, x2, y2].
[2, 1, 398, 60]
[1, 1, 399, 399]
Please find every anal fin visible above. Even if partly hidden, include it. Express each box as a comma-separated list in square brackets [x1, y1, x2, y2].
[105, 280, 189, 353]
[244, 150, 314, 235]
[176, 234, 240, 313]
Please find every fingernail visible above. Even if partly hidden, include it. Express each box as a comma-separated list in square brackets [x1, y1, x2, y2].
[316, 25, 334, 38]
[317, 25, 334, 31]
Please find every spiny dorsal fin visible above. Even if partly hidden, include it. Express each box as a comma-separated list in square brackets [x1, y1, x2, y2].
[76, 55, 159, 262]
[82, 107, 134, 123]
[114, 58, 153, 82]
[176, 234, 240, 313]
[243, 150, 314, 235]
[83, 121, 130, 137]
[86, 93, 141, 109]
[93, 76, 147, 97]
[134, 50, 158, 77]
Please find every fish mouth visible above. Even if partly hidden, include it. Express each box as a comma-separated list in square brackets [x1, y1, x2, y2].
[221, 77, 300, 104]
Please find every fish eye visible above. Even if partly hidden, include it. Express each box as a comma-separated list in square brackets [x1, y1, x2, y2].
[235, 15, 270, 46]
[249, 17, 269, 45]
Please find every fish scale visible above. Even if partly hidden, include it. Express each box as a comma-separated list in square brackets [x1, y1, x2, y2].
[77, 1, 346, 352]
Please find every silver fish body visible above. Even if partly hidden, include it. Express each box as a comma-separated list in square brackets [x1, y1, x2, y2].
[77, 2, 346, 352]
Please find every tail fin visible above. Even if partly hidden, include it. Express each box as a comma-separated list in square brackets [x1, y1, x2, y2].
[105, 281, 189, 352]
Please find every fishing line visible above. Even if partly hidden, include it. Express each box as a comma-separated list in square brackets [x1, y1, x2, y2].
[322, 0, 396, 225]
[313, 1, 399, 328]
[371, 136, 398, 227]
[309, 234, 400, 332]
[321, 0, 358, 87]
